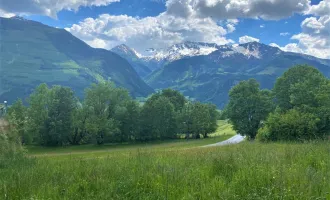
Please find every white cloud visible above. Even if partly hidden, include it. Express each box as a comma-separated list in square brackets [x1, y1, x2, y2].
[260, 24, 265, 28]
[269, 43, 280, 48]
[274, 13, 330, 59]
[226, 24, 236, 33]
[239, 36, 260, 44]
[307, 0, 330, 16]
[0, 9, 15, 18]
[280, 32, 290, 36]
[286, 10, 330, 58]
[267, 0, 330, 59]
[281, 43, 305, 54]
[227, 19, 239, 25]
[166, 0, 311, 20]
[0, 0, 119, 18]
[66, 13, 233, 54]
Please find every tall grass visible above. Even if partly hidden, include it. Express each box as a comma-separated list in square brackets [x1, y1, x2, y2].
[1, 142, 330, 199]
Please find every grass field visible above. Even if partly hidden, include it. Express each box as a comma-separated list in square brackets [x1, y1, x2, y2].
[1, 122, 330, 200]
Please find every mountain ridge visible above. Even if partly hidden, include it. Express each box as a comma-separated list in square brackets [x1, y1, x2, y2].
[142, 41, 330, 107]
[0, 17, 154, 103]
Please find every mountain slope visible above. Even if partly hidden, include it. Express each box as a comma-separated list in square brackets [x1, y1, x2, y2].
[146, 42, 330, 107]
[0, 17, 153, 103]
[111, 44, 151, 77]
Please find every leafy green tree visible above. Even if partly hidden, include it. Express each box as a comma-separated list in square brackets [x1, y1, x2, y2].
[107, 87, 131, 119]
[274, 65, 328, 110]
[43, 86, 77, 146]
[26, 83, 50, 144]
[190, 102, 211, 139]
[70, 103, 90, 145]
[6, 99, 29, 144]
[153, 96, 178, 139]
[139, 99, 155, 141]
[84, 82, 121, 144]
[178, 102, 218, 139]
[116, 100, 141, 142]
[260, 65, 330, 141]
[205, 104, 218, 136]
[226, 79, 273, 140]
[178, 102, 194, 139]
[160, 89, 187, 111]
[140, 95, 178, 140]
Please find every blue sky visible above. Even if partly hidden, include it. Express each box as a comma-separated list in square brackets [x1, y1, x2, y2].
[1, 0, 329, 58]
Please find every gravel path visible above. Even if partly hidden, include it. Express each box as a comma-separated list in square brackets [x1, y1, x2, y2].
[202, 134, 245, 147]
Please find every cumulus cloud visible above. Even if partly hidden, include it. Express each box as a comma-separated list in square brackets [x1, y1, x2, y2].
[66, 13, 233, 53]
[280, 32, 290, 36]
[166, 0, 311, 20]
[281, 43, 305, 54]
[307, 0, 330, 16]
[274, 14, 330, 59]
[239, 36, 260, 44]
[269, 43, 280, 48]
[0, 0, 119, 18]
[285, 3, 330, 59]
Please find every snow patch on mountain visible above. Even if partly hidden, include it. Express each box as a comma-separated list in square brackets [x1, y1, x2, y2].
[141, 42, 219, 62]
[232, 45, 261, 59]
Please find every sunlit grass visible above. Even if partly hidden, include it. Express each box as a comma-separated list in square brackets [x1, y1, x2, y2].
[1, 142, 330, 200]
[2, 121, 329, 199]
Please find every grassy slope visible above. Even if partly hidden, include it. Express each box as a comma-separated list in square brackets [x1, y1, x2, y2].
[0, 17, 153, 103]
[2, 143, 330, 199]
[2, 121, 330, 199]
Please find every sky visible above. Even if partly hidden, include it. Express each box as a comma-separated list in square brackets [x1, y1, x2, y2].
[0, 0, 329, 59]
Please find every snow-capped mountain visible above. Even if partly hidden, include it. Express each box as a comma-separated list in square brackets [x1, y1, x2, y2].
[111, 44, 151, 77]
[144, 41, 330, 107]
[140, 41, 283, 71]
[112, 44, 142, 58]
[141, 42, 220, 65]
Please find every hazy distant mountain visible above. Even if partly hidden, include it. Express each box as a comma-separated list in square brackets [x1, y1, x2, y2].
[145, 42, 330, 107]
[111, 44, 152, 77]
[0, 17, 153, 103]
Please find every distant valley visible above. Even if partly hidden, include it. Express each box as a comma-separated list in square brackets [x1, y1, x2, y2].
[1, 16, 330, 108]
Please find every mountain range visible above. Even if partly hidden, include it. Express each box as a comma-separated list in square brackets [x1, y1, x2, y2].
[111, 41, 330, 107]
[1, 17, 330, 108]
[0, 16, 153, 103]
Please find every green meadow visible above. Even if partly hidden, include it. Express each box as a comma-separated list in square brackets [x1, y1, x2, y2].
[1, 122, 330, 200]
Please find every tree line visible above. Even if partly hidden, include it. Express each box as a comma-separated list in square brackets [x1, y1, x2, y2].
[225, 65, 330, 141]
[6, 82, 218, 146]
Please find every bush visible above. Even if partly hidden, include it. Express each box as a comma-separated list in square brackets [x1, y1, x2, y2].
[256, 126, 270, 142]
[260, 109, 322, 142]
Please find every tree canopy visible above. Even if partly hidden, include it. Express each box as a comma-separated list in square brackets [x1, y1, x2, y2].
[5, 83, 218, 146]
[226, 65, 330, 142]
[226, 79, 273, 139]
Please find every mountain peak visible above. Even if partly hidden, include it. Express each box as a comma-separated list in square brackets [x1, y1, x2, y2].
[112, 44, 142, 58]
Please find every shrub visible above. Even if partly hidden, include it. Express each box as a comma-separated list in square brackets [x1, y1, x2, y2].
[256, 126, 270, 142]
[260, 109, 322, 141]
